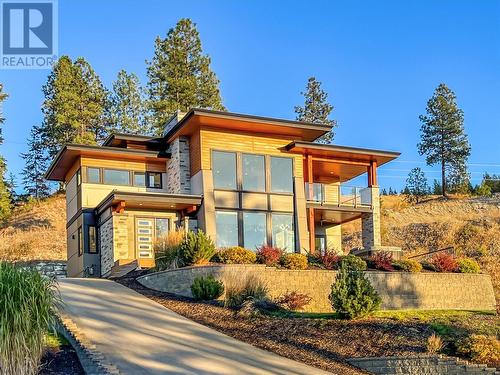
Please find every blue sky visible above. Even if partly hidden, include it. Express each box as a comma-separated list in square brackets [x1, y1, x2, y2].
[1, 0, 499, 192]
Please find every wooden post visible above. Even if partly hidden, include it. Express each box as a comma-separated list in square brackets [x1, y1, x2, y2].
[307, 154, 315, 253]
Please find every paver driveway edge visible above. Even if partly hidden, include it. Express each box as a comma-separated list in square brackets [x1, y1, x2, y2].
[58, 278, 334, 375]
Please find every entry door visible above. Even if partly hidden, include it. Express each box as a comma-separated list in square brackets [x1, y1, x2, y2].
[136, 218, 154, 259]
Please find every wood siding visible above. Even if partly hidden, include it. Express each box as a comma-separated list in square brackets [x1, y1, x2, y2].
[198, 127, 303, 177]
[80, 157, 166, 173]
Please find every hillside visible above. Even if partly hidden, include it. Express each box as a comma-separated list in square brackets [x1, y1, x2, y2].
[344, 194, 500, 302]
[0, 194, 67, 261]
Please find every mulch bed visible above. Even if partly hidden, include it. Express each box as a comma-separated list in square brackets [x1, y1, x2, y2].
[117, 271, 432, 375]
[39, 343, 84, 375]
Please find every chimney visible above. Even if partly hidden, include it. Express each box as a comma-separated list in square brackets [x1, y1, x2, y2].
[163, 110, 187, 137]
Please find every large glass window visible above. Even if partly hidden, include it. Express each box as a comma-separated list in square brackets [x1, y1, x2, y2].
[242, 154, 265, 191]
[88, 226, 97, 253]
[270, 157, 293, 193]
[243, 212, 266, 250]
[213, 151, 236, 189]
[87, 167, 100, 184]
[155, 218, 169, 239]
[147, 172, 162, 188]
[215, 211, 238, 248]
[272, 213, 294, 251]
[134, 172, 146, 187]
[103, 169, 130, 185]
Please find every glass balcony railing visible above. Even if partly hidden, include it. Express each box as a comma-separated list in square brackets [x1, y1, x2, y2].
[305, 183, 372, 208]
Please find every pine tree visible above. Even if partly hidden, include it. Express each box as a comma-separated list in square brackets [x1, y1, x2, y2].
[0, 84, 7, 144]
[418, 84, 471, 197]
[404, 167, 429, 203]
[109, 70, 151, 135]
[40, 56, 108, 157]
[295, 77, 336, 144]
[21, 125, 51, 199]
[432, 179, 442, 195]
[147, 18, 225, 134]
[0, 84, 11, 222]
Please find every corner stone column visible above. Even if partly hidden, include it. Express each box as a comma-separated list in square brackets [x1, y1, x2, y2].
[361, 186, 381, 249]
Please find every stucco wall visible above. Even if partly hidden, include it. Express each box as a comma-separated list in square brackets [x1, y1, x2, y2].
[137, 265, 496, 312]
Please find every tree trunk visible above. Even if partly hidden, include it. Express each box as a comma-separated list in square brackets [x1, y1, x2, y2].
[441, 159, 447, 197]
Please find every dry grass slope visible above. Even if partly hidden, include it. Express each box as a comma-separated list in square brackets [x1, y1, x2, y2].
[343, 194, 500, 304]
[0, 194, 66, 262]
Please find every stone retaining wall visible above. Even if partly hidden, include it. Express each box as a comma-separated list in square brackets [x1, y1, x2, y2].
[138, 264, 496, 312]
[16, 260, 67, 278]
[348, 355, 499, 374]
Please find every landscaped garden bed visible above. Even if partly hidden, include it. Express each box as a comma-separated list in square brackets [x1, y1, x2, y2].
[38, 333, 84, 375]
[118, 271, 500, 372]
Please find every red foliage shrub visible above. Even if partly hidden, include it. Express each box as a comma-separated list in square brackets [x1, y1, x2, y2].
[276, 291, 312, 311]
[371, 252, 394, 271]
[256, 246, 283, 266]
[429, 253, 459, 272]
[321, 253, 341, 270]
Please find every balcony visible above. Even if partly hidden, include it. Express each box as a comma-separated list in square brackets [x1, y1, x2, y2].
[305, 183, 372, 208]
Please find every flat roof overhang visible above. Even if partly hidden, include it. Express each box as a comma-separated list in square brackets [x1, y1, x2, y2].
[45, 144, 171, 181]
[285, 141, 401, 183]
[310, 204, 372, 225]
[102, 133, 166, 151]
[95, 191, 202, 216]
[165, 108, 332, 142]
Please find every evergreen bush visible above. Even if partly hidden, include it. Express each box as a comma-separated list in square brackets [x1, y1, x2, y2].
[179, 230, 216, 266]
[340, 254, 367, 271]
[457, 257, 481, 273]
[213, 247, 256, 264]
[329, 264, 381, 319]
[190, 275, 224, 300]
[281, 253, 308, 270]
[393, 259, 423, 273]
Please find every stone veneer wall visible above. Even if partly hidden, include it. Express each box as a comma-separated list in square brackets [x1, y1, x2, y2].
[138, 264, 496, 312]
[99, 218, 114, 277]
[166, 136, 191, 194]
[361, 186, 381, 249]
[17, 261, 67, 278]
[348, 355, 499, 375]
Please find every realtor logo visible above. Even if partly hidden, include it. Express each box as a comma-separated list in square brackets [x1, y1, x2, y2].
[1, 0, 57, 69]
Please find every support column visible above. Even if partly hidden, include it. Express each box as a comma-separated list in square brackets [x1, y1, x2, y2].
[306, 154, 315, 253]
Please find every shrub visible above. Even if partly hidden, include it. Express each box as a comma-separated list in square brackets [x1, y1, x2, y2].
[154, 229, 185, 271]
[190, 275, 224, 300]
[340, 255, 367, 271]
[457, 257, 481, 274]
[256, 246, 283, 266]
[224, 271, 268, 308]
[426, 333, 444, 354]
[429, 252, 458, 272]
[393, 259, 423, 273]
[214, 247, 256, 264]
[178, 230, 216, 266]
[281, 253, 308, 270]
[371, 252, 394, 271]
[237, 297, 279, 318]
[329, 264, 381, 319]
[321, 252, 341, 270]
[276, 291, 312, 311]
[0, 262, 59, 375]
[457, 335, 500, 367]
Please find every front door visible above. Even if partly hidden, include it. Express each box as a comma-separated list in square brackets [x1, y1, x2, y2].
[136, 218, 154, 260]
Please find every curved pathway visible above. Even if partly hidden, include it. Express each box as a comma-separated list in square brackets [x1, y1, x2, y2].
[58, 278, 333, 375]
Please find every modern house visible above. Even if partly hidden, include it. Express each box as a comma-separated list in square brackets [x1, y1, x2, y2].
[45, 109, 400, 277]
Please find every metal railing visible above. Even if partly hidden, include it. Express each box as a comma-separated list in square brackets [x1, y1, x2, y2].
[305, 183, 372, 208]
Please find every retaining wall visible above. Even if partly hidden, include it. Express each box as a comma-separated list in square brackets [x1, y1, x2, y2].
[16, 260, 67, 278]
[348, 355, 499, 374]
[138, 264, 496, 312]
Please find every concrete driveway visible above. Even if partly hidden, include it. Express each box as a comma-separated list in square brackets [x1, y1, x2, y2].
[58, 278, 332, 375]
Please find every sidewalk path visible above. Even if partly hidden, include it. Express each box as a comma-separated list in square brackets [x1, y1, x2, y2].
[58, 278, 333, 375]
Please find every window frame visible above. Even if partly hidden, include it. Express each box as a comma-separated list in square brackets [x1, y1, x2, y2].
[102, 168, 131, 186]
[86, 167, 101, 184]
[146, 171, 162, 189]
[212, 150, 238, 190]
[77, 226, 83, 256]
[212, 149, 295, 195]
[269, 156, 294, 194]
[242, 153, 266, 192]
[133, 171, 146, 187]
[88, 225, 97, 254]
